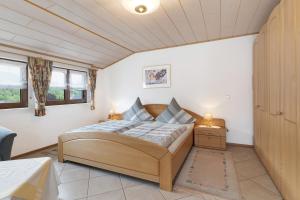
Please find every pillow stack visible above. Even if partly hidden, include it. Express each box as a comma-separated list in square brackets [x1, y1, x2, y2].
[156, 98, 196, 124]
[123, 98, 154, 121]
[123, 97, 196, 124]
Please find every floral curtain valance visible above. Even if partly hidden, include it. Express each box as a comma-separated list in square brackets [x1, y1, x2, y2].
[88, 68, 97, 110]
[28, 57, 53, 116]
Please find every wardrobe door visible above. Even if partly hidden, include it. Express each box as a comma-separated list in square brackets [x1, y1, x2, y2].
[253, 38, 262, 154]
[253, 38, 260, 111]
[281, 0, 298, 199]
[254, 109, 261, 154]
[268, 6, 282, 116]
[296, 0, 300, 199]
[267, 5, 282, 188]
[257, 25, 270, 164]
[258, 25, 268, 113]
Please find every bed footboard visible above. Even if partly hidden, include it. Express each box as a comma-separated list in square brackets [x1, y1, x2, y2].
[58, 129, 193, 192]
[60, 138, 161, 176]
[159, 131, 193, 191]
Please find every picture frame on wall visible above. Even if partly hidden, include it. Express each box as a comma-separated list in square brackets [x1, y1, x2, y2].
[143, 64, 171, 88]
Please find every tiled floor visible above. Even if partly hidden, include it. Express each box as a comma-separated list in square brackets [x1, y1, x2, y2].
[22, 146, 282, 200]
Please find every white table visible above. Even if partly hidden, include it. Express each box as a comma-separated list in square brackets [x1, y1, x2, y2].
[0, 157, 59, 200]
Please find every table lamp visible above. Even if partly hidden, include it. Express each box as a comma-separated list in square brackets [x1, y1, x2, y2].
[204, 113, 213, 127]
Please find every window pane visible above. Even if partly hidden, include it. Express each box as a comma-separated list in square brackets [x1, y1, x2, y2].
[70, 71, 87, 90]
[70, 89, 83, 100]
[0, 60, 27, 89]
[0, 88, 20, 103]
[47, 88, 64, 101]
[50, 68, 67, 89]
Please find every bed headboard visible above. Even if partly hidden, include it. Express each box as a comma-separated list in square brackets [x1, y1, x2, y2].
[111, 104, 225, 127]
[144, 104, 225, 127]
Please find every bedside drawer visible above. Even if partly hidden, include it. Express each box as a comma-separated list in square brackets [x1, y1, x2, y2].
[195, 128, 225, 137]
[198, 135, 221, 148]
[195, 135, 226, 150]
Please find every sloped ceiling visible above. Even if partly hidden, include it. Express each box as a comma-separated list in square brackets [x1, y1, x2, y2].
[0, 0, 279, 69]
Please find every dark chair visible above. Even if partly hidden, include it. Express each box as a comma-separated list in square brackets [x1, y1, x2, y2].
[0, 126, 17, 161]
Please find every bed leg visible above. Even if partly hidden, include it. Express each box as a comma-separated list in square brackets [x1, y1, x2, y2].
[159, 152, 173, 191]
[58, 137, 64, 163]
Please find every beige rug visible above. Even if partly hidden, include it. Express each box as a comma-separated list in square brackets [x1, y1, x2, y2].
[175, 148, 241, 200]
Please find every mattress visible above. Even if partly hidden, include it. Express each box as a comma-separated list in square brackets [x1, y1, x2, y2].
[168, 123, 194, 153]
[66, 120, 193, 150]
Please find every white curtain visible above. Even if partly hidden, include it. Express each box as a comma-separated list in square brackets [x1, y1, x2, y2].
[49, 68, 67, 89]
[0, 59, 27, 89]
[69, 71, 87, 90]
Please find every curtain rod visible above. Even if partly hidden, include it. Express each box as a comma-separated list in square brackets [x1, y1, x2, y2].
[0, 43, 100, 70]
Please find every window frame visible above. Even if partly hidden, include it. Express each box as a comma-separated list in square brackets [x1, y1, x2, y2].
[0, 58, 28, 110]
[46, 67, 87, 106]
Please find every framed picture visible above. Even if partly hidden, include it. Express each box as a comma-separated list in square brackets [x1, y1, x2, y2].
[143, 65, 171, 88]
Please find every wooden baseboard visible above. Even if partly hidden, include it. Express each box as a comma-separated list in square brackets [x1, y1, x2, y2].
[12, 143, 57, 159]
[227, 142, 254, 148]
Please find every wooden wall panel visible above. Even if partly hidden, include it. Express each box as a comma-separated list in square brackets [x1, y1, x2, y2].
[180, 0, 207, 41]
[200, 0, 221, 40]
[234, 0, 260, 35]
[220, 0, 240, 38]
[0, 0, 280, 68]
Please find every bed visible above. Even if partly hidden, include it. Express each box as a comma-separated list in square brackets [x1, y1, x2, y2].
[58, 104, 225, 191]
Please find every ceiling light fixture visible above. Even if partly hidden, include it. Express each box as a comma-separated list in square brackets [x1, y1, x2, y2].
[122, 0, 160, 15]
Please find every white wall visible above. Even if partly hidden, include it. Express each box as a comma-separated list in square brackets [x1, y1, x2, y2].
[0, 51, 105, 156]
[100, 35, 256, 145]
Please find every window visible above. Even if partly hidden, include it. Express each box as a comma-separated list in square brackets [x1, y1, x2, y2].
[47, 68, 67, 102]
[0, 59, 28, 109]
[69, 71, 87, 101]
[47, 67, 87, 105]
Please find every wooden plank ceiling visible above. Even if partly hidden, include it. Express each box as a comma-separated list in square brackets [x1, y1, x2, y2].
[0, 0, 279, 69]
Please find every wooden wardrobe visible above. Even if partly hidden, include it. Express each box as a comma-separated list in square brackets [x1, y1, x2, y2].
[253, 0, 299, 199]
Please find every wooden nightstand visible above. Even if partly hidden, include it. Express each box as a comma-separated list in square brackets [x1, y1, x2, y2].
[99, 113, 123, 123]
[194, 125, 227, 150]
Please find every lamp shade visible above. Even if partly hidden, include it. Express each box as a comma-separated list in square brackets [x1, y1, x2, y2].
[204, 113, 213, 121]
[122, 0, 160, 15]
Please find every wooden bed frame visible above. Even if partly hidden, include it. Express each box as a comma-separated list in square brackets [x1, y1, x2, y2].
[58, 104, 225, 191]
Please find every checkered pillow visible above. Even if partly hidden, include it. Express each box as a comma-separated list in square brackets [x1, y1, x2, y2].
[156, 98, 196, 124]
[123, 98, 154, 121]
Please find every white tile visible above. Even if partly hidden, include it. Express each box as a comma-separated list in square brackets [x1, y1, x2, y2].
[88, 175, 122, 196]
[235, 158, 267, 180]
[251, 175, 281, 196]
[90, 168, 114, 178]
[180, 196, 204, 200]
[120, 175, 146, 189]
[64, 162, 90, 171]
[87, 189, 125, 200]
[227, 146, 257, 163]
[240, 180, 282, 200]
[60, 167, 90, 183]
[59, 179, 88, 200]
[160, 189, 191, 200]
[124, 184, 165, 200]
[53, 160, 65, 176]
